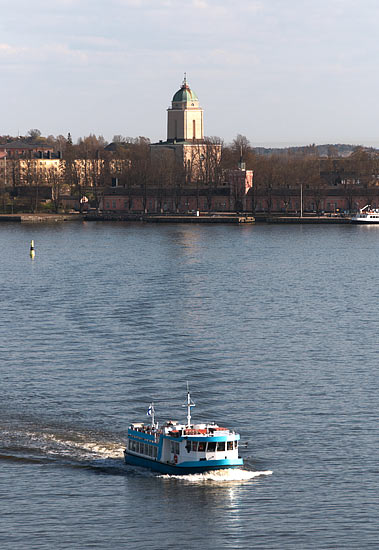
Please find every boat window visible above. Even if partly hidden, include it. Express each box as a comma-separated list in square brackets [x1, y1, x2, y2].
[170, 441, 180, 454]
[234, 441, 238, 449]
[217, 442, 225, 452]
[207, 442, 216, 452]
[192, 441, 197, 451]
[198, 442, 206, 452]
[227, 441, 233, 451]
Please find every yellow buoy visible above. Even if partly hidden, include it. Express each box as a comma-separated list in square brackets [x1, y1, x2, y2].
[30, 239, 35, 259]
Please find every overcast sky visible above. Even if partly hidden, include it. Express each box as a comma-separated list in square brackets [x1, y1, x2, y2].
[1, 0, 379, 146]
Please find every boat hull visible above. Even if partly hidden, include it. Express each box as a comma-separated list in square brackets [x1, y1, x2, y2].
[351, 212, 379, 223]
[351, 219, 379, 223]
[124, 451, 243, 475]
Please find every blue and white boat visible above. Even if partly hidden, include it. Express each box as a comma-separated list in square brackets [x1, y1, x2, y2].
[124, 388, 243, 475]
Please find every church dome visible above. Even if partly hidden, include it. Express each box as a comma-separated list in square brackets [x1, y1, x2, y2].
[172, 79, 198, 102]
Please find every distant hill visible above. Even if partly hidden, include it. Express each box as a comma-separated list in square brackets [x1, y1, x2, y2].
[253, 144, 377, 157]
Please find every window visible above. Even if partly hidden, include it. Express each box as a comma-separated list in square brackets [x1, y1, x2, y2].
[198, 442, 206, 452]
[217, 442, 225, 452]
[227, 441, 233, 451]
[170, 441, 180, 454]
[192, 441, 197, 451]
[234, 441, 238, 449]
[207, 442, 216, 452]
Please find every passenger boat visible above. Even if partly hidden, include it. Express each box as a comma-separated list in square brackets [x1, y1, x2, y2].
[351, 205, 379, 223]
[124, 388, 243, 474]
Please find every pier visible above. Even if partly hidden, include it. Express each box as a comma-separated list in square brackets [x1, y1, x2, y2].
[263, 215, 351, 224]
[0, 212, 356, 224]
[0, 214, 82, 223]
[84, 213, 255, 224]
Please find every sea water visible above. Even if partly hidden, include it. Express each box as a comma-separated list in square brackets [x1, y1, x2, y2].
[0, 221, 378, 549]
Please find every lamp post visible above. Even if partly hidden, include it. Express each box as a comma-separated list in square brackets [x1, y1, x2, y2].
[198, 153, 205, 213]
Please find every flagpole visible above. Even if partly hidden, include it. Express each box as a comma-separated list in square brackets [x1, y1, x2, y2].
[147, 402, 155, 428]
[186, 382, 195, 427]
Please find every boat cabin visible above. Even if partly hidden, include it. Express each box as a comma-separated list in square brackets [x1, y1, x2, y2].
[127, 421, 240, 466]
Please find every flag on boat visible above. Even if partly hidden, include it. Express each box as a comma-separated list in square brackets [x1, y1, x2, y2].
[147, 404, 153, 416]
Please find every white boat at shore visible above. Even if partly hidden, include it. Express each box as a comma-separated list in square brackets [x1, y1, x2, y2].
[351, 205, 379, 223]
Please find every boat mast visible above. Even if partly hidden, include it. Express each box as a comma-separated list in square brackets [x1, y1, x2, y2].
[186, 383, 195, 427]
[148, 402, 155, 428]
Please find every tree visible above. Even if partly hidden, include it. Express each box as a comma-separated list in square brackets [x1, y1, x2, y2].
[232, 134, 251, 157]
[46, 164, 64, 213]
[27, 129, 42, 141]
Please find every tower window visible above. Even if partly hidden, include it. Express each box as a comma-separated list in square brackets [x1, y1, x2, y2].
[193, 120, 196, 138]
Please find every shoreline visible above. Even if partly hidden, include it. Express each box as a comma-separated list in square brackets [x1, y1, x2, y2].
[0, 212, 355, 224]
[0, 213, 83, 223]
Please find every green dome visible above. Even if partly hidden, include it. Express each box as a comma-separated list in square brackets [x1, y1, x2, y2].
[172, 83, 198, 103]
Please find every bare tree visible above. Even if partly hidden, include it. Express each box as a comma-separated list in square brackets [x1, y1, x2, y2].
[46, 164, 64, 213]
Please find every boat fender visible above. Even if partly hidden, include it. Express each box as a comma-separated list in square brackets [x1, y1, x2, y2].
[174, 454, 178, 464]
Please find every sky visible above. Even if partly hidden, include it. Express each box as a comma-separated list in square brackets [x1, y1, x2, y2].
[1, 0, 379, 147]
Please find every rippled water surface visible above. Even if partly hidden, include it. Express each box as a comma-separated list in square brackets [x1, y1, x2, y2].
[1, 221, 379, 549]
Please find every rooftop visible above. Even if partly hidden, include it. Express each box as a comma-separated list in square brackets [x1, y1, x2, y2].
[172, 76, 198, 103]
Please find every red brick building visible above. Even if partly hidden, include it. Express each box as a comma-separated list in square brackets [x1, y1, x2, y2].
[0, 141, 55, 158]
[102, 166, 254, 214]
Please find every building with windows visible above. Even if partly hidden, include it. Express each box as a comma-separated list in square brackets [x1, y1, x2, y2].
[0, 141, 55, 159]
[150, 76, 221, 181]
[102, 77, 254, 214]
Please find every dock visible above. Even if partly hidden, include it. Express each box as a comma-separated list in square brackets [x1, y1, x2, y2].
[0, 212, 355, 224]
[263, 215, 351, 224]
[84, 213, 255, 224]
[0, 214, 82, 223]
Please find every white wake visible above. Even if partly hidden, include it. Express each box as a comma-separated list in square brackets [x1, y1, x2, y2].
[39, 432, 125, 459]
[159, 469, 273, 483]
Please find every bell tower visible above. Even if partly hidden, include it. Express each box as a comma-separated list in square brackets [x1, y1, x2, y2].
[167, 75, 204, 141]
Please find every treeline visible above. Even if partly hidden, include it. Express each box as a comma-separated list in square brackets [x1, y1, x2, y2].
[2, 130, 379, 214]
